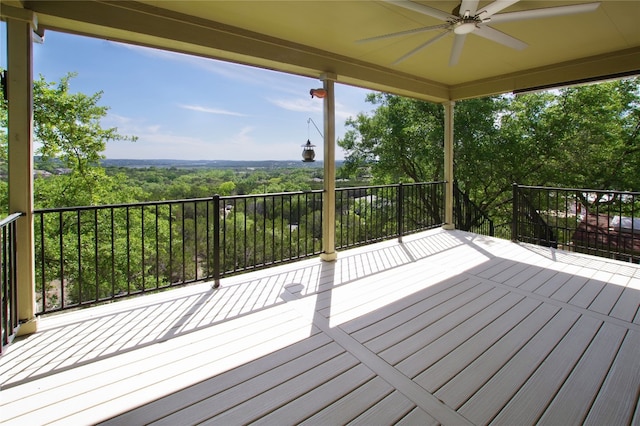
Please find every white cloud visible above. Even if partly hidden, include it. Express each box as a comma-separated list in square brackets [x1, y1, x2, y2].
[115, 41, 298, 87]
[270, 98, 323, 114]
[231, 126, 254, 144]
[179, 104, 247, 116]
[269, 97, 360, 121]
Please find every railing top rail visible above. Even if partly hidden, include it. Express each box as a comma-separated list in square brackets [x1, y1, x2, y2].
[34, 197, 218, 213]
[221, 190, 323, 200]
[33, 183, 451, 213]
[336, 184, 397, 191]
[514, 184, 640, 196]
[402, 180, 446, 187]
[33, 190, 328, 214]
[336, 181, 445, 192]
[0, 212, 23, 227]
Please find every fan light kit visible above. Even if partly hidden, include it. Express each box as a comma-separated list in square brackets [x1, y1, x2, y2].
[358, 0, 600, 66]
[453, 21, 477, 35]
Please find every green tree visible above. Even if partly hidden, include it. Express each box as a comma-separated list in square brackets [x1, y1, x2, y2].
[339, 93, 503, 228]
[339, 78, 640, 235]
[339, 93, 445, 184]
[546, 78, 640, 191]
[4, 73, 149, 310]
[32, 73, 138, 207]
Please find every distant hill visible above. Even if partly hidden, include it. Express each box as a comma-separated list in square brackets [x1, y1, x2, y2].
[100, 159, 343, 169]
[32, 157, 345, 170]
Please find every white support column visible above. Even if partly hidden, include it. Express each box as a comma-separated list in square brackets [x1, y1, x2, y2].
[443, 101, 455, 230]
[320, 73, 337, 262]
[5, 10, 38, 335]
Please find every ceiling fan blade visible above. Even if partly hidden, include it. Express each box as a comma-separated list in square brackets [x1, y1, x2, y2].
[489, 2, 600, 24]
[474, 25, 527, 50]
[449, 34, 467, 66]
[356, 23, 450, 43]
[383, 0, 456, 22]
[477, 0, 519, 19]
[392, 30, 451, 65]
[460, 0, 479, 17]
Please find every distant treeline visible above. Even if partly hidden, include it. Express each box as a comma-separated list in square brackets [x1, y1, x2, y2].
[100, 159, 345, 169]
[31, 156, 345, 171]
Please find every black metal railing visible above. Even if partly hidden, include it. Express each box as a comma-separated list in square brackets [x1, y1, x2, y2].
[454, 183, 494, 236]
[35, 198, 217, 314]
[33, 181, 494, 314]
[513, 184, 640, 263]
[336, 182, 447, 249]
[34, 191, 325, 314]
[336, 182, 444, 249]
[1, 212, 22, 355]
[218, 191, 324, 277]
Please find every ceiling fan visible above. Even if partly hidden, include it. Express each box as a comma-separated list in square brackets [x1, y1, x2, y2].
[358, 0, 600, 66]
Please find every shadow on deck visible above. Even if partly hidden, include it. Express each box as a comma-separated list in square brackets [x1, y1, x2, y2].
[2, 229, 639, 425]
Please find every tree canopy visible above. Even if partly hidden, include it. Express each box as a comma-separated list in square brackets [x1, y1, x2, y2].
[338, 78, 640, 228]
[1, 72, 139, 210]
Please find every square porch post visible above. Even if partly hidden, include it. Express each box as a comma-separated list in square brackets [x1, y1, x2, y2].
[443, 101, 455, 230]
[442, 101, 455, 229]
[3, 6, 38, 335]
[320, 73, 337, 262]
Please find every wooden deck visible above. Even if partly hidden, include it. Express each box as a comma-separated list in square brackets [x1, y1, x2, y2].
[2, 228, 640, 425]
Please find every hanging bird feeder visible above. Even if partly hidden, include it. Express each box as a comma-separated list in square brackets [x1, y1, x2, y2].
[301, 139, 316, 163]
[301, 117, 323, 162]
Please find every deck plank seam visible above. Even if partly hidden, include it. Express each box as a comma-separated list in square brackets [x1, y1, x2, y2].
[374, 285, 506, 365]
[431, 304, 568, 408]
[1, 304, 306, 390]
[487, 315, 604, 425]
[396, 292, 529, 380]
[280, 288, 473, 426]
[99, 333, 337, 425]
[536, 322, 628, 424]
[582, 327, 630, 423]
[468, 272, 640, 332]
[462, 309, 583, 425]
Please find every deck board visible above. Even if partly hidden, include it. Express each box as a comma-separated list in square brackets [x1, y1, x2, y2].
[610, 286, 640, 321]
[344, 274, 471, 339]
[297, 377, 395, 425]
[395, 292, 526, 378]
[489, 315, 603, 425]
[432, 303, 562, 402]
[193, 353, 363, 425]
[365, 282, 491, 356]
[588, 280, 625, 315]
[458, 309, 583, 424]
[2, 228, 639, 426]
[550, 273, 592, 302]
[5, 307, 313, 424]
[584, 329, 640, 425]
[248, 364, 378, 426]
[537, 322, 628, 425]
[392, 407, 440, 426]
[570, 278, 608, 308]
[102, 332, 334, 425]
[377, 286, 507, 366]
[413, 296, 542, 389]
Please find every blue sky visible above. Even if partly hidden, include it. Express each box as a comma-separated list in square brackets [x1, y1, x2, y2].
[1, 26, 376, 161]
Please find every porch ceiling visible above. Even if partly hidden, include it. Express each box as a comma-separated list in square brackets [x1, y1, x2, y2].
[7, 0, 640, 103]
